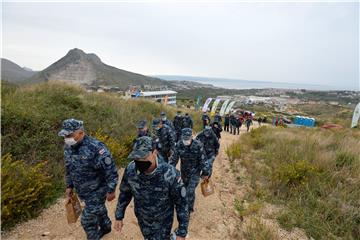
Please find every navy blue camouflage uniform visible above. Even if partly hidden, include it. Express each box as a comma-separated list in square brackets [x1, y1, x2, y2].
[59, 119, 119, 240]
[160, 112, 175, 131]
[152, 119, 176, 162]
[173, 113, 183, 142]
[182, 114, 193, 129]
[202, 113, 210, 129]
[115, 136, 189, 240]
[170, 128, 210, 213]
[196, 127, 220, 177]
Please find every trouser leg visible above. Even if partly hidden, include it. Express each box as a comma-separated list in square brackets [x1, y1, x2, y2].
[81, 199, 110, 240]
[208, 155, 216, 177]
[185, 175, 200, 213]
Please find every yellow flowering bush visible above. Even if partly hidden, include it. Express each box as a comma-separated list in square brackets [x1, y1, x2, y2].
[1, 154, 52, 230]
[93, 129, 133, 167]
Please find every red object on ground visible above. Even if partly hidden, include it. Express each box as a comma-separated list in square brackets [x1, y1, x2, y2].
[321, 124, 343, 129]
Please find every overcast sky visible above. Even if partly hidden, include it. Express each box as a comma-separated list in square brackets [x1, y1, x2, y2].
[2, 1, 359, 90]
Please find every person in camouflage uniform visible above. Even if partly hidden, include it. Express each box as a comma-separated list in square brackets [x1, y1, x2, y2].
[133, 120, 150, 146]
[195, 125, 220, 177]
[182, 113, 193, 129]
[214, 112, 222, 123]
[201, 112, 210, 129]
[114, 136, 189, 240]
[151, 118, 176, 163]
[173, 110, 183, 142]
[58, 119, 118, 240]
[160, 112, 175, 131]
[170, 128, 210, 214]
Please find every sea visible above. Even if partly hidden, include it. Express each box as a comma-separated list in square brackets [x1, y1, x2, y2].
[156, 75, 356, 91]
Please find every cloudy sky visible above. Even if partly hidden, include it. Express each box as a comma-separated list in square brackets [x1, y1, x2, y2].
[2, 1, 359, 90]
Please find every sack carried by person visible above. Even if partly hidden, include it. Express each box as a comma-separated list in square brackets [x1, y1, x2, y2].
[65, 193, 82, 224]
[201, 179, 214, 197]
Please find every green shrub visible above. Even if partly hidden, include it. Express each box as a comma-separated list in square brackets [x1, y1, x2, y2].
[226, 143, 241, 162]
[272, 160, 319, 190]
[249, 126, 268, 149]
[1, 154, 53, 230]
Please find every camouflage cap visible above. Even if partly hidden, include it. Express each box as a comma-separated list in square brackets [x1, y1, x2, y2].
[58, 119, 84, 137]
[152, 118, 161, 127]
[181, 128, 192, 140]
[128, 136, 154, 160]
[137, 120, 147, 129]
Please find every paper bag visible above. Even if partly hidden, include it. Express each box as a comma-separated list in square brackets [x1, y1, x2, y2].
[65, 193, 82, 224]
[201, 179, 214, 197]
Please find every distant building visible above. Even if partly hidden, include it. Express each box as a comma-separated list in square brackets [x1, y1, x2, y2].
[125, 89, 177, 105]
[141, 90, 177, 105]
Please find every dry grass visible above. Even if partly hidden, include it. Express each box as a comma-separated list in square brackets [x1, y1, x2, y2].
[227, 126, 360, 239]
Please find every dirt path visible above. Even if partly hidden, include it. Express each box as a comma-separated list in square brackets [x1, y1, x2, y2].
[2, 127, 254, 240]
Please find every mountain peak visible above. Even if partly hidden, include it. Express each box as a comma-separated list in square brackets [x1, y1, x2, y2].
[65, 48, 101, 65]
[24, 49, 170, 89]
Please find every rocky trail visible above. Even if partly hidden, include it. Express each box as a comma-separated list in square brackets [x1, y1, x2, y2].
[2, 126, 307, 240]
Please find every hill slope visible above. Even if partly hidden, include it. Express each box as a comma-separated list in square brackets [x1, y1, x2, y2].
[27, 48, 172, 90]
[0, 58, 37, 83]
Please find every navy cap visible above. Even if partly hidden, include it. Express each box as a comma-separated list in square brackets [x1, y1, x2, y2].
[137, 120, 147, 129]
[128, 136, 154, 160]
[58, 119, 84, 137]
[152, 118, 161, 127]
[181, 128, 192, 140]
[160, 112, 166, 117]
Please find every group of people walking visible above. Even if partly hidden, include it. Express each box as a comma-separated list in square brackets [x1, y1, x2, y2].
[59, 110, 222, 240]
[223, 113, 253, 134]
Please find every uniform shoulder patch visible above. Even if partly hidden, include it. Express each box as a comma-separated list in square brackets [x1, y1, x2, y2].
[99, 148, 105, 155]
[104, 157, 112, 165]
[181, 186, 186, 197]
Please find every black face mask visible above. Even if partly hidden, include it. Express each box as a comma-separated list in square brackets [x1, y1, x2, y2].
[135, 160, 152, 173]
[138, 130, 148, 137]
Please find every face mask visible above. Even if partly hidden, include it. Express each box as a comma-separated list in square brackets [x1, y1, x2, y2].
[64, 137, 77, 146]
[183, 140, 192, 146]
[162, 117, 167, 121]
[135, 160, 152, 173]
[138, 130, 147, 137]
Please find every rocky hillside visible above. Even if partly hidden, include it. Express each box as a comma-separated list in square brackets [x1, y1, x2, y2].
[0, 58, 37, 83]
[26, 48, 172, 90]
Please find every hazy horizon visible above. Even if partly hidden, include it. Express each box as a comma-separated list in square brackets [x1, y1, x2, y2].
[2, 2, 359, 90]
